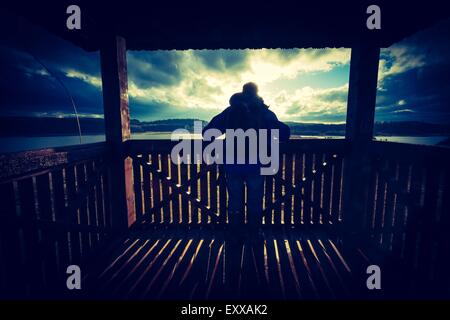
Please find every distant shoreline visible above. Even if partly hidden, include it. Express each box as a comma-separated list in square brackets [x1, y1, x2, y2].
[0, 134, 448, 154]
[2, 117, 450, 138]
[2, 131, 449, 138]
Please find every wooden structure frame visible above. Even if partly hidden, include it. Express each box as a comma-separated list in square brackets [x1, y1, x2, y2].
[1, 1, 450, 299]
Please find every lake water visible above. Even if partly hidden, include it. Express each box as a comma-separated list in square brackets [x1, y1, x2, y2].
[0, 133, 448, 154]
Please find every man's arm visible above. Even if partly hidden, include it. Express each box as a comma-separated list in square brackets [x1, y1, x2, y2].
[202, 109, 228, 135]
[264, 110, 291, 142]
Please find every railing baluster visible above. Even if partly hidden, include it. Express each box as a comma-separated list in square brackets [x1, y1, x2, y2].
[51, 169, 70, 273]
[392, 163, 410, 257]
[303, 153, 313, 225]
[284, 153, 294, 226]
[161, 154, 171, 224]
[65, 165, 81, 263]
[273, 155, 283, 225]
[417, 165, 440, 285]
[218, 167, 227, 224]
[200, 164, 209, 225]
[321, 154, 332, 225]
[381, 160, 397, 252]
[18, 177, 42, 292]
[171, 155, 181, 225]
[95, 161, 106, 242]
[331, 156, 342, 225]
[132, 155, 144, 221]
[76, 162, 91, 254]
[140, 154, 152, 224]
[36, 173, 58, 288]
[190, 154, 199, 225]
[86, 162, 99, 247]
[180, 163, 189, 225]
[293, 153, 304, 225]
[263, 175, 273, 225]
[0, 181, 25, 297]
[312, 153, 324, 225]
[150, 153, 162, 224]
[209, 164, 218, 223]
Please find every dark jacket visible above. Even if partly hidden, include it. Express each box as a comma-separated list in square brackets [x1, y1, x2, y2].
[203, 94, 290, 174]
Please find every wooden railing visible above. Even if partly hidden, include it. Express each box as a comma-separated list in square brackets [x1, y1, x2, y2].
[0, 142, 112, 297]
[2, 138, 449, 297]
[360, 141, 450, 294]
[126, 139, 349, 229]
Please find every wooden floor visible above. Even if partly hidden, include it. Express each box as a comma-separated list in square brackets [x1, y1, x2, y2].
[82, 228, 406, 300]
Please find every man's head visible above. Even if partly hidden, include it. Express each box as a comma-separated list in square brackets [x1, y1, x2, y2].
[229, 93, 245, 107]
[242, 82, 258, 97]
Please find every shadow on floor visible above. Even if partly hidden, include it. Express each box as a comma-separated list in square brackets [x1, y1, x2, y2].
[81, 228, 410, 300]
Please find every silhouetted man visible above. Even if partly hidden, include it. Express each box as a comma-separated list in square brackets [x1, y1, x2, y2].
[203, 82, 290, 235]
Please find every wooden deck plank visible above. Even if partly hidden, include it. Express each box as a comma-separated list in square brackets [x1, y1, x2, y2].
[104, 237, 162, 297]
[126, 238, 175, 298]
[81, 229, 415, 300]
[157, 237, 196, 298]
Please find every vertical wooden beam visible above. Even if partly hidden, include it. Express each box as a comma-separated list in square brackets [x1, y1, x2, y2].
[100, 36, 135, 233]
[343, 45, 380, 244]
[345, 45, 380, 142]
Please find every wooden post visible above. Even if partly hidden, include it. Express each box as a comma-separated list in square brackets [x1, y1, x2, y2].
[345, 45, 380, 142]
[100, 36, 135, 233]
[342, 44, 380, 244]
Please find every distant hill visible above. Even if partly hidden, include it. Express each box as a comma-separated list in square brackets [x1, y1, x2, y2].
[286, 121, 450, 136]
[1, 117, 450, 137]
[0, 117, 105, 137]
[131, 118, 207, 133]
[285, 122, 345, 136]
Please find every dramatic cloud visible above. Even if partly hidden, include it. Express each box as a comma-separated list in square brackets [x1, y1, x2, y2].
[125, 48, 351, 121]
[375, 17, 450, 123]
[284, 85, 348, 119]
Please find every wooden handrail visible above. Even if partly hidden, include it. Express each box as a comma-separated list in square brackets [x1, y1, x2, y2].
[367, 140, 450, 165]
[125, 138, 350, 155]
[0, 142, 108, 182]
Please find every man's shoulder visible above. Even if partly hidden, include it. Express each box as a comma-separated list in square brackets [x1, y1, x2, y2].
[261, 108, 277, 119]
[209, 107, 232, 123]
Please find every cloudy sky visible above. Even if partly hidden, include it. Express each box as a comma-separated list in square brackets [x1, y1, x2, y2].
[126, 48, 351, 123]
[1, 10, 450, 129]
